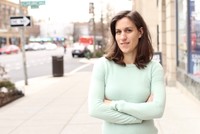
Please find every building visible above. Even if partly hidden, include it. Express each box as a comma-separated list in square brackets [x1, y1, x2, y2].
[133, 0, 200, 101]
[0, 0, 30, 48]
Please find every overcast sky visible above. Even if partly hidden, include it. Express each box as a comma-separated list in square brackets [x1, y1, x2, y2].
[9, 0, 132, 22]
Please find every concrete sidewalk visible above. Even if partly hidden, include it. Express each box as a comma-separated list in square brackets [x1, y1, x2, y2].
[0, 71, 200, 134]
[155, 84, 200, 134]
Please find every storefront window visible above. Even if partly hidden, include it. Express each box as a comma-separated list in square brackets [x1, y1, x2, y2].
[0, 37, 6, 47]
[177, 0, 188, 71]
[190, 0, 200, 77]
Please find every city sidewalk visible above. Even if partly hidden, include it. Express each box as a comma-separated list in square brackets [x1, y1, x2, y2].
[155, 83, 200, 134]
[0, 64, 200, 134]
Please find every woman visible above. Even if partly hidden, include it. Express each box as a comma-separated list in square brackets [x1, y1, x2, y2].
[88, 10, 166, 134]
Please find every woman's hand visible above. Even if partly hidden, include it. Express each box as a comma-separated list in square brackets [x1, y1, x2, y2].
[147, 95, 153, 102]
[104, 99, 112, 105]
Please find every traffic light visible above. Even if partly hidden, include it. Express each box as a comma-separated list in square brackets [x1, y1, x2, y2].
[89, 2, 94, 14]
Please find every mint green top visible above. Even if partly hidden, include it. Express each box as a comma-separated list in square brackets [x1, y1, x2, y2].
[88, 57, 166, 134]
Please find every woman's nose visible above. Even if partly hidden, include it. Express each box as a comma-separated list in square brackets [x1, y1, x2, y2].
[120, 32, 127, 40]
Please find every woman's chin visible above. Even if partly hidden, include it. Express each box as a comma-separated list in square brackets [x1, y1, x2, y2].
[121, 50, 129, 54]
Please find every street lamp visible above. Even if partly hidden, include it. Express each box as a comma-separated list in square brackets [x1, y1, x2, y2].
[89, 2, 96, 57]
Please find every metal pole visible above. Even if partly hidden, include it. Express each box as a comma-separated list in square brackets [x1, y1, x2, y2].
[100, 2, 105, 51]
[89, 2, 96, 57]
[187, 0, 192, 74]
[19, 0, 28, 85]
[93, 15, 96, 57]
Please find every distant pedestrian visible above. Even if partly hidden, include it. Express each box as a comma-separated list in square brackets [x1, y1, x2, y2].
[83, 46, 91, 59]
[88, 10, 166, 134]
[63, 44, 67, 54]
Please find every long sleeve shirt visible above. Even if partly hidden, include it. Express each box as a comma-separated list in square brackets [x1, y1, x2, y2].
[88, 57, 166, 134]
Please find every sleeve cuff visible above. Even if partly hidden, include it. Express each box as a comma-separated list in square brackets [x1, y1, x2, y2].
[111, 101, 118, 111]
[111, 100, 126, 111]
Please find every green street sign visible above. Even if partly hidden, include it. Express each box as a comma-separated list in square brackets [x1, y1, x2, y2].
[31, 5, 39, 9]
[21, 1, 45, 7]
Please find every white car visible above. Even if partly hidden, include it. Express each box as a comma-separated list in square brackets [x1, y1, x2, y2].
[44, 43, 57, 50]
[26, 43, 45, 51]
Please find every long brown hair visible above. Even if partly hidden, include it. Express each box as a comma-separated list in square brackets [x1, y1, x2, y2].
[105, 10, 154, 69]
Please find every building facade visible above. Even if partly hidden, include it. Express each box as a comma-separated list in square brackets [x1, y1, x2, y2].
[0, 0, 29, 48]
[133, 0, 200, 101]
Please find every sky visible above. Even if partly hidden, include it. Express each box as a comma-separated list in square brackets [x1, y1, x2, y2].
[31, 0, 91, 22]
[8, 0, 132, 37]
[9, 0, 132, 22]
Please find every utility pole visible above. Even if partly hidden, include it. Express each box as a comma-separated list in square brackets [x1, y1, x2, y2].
[100, 1, 106, 51]
[89, 2, 96, 57]
[19, 0, 28, 85]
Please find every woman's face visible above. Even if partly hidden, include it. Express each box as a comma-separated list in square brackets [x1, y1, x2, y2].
[115, 17, 142, 56]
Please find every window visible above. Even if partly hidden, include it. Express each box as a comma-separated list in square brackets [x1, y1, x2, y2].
[177, 0, 188, 71]
[189, 0, 200, 77]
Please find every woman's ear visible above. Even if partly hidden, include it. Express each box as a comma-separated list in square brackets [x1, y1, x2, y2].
[139, 27, 143, 38]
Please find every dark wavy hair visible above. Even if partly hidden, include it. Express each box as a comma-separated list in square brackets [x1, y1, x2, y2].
[105, 10, 154, 69]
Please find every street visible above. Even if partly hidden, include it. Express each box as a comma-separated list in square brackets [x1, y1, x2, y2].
[0, 47, 93, 82]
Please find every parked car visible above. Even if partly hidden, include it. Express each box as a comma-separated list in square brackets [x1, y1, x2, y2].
[72, 42, 96, 58]
[0, 47, 4, 54]
[72, 44, 85, 57]
[44, 42, 57, 50]
[0, 45, 20, 54]
[24, 44, 30, 51]
[25, 43, 45, 51]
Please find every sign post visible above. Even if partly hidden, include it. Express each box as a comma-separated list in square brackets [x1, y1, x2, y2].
[15, 0, 30, 85]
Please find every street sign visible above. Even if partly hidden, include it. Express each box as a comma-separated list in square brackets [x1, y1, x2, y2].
[21, 1, 45, 7]
[10, 16, 31, 27]
[31, 5, 39, 9]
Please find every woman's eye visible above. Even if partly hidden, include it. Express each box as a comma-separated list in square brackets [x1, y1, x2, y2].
[125, 29, 132, 33]
[116, 30, 121, 34]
